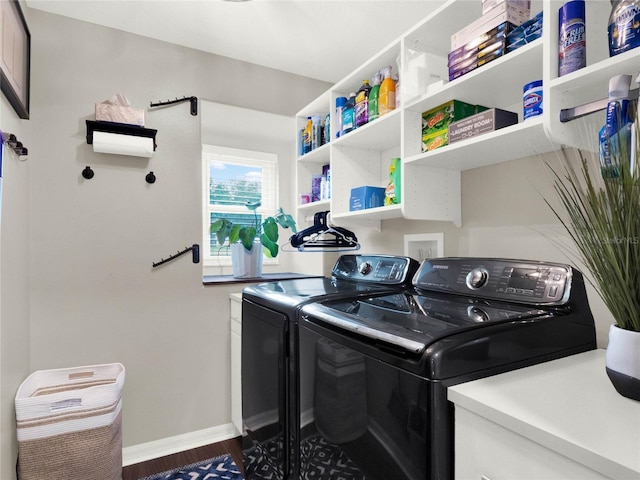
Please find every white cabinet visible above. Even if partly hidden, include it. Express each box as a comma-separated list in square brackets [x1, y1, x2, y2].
[230, 293, 242, 435]
[449, 350, 640, 480]
[294, 0, 640, 229]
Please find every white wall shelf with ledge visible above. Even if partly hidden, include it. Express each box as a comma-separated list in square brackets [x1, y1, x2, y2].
[332, 109, 402, 151]
[404, 117, 558, 171]
[294, 0, 636, 230]
[404, 39, 543, 120]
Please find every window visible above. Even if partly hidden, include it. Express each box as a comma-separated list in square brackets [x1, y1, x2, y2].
[202, 145, 278, 268]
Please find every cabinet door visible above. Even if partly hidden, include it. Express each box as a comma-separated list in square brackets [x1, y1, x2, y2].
[455, 407, 611, 480]
[230, 295, 242, 435]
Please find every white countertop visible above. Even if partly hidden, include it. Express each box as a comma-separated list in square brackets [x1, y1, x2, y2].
[448, 350, 640, 480]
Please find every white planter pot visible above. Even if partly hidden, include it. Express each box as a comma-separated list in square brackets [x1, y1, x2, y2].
[605, 324, 640, 401]
[231, 242, 263, 279]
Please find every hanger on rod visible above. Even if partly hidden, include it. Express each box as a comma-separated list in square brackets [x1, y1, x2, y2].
[286, 211, 360, 252]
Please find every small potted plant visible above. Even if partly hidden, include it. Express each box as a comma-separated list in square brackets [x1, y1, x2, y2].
[210, 201, 297, 278]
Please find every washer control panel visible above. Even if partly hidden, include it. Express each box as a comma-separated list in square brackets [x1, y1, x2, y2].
[332, 255, 420, 285]
[414, 258, 573, 306]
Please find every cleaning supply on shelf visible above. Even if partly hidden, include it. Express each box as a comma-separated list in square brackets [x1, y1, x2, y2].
[311, 114, 322, 150]
[355, 80, 372, 128]
[384, 158, 401, 206]
[342, 93, 356, 135]
[608, 0, 640, 57]
[368, 72, 381, 122]
[558, 0, 586, 76]
[523, 80, 543, 120]
[379, 66, 396, 117]
[421, 100, 478, 152]
[298, 128, 304, 156]
[324, 113, 331, 144]
[303, 117, 313, 154]
[335, 97, 347, 138]
[395, 54, 402, 109]
[599, 74, 635, 177]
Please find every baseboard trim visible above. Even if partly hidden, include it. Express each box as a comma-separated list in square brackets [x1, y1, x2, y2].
[122, 423, 238, 466]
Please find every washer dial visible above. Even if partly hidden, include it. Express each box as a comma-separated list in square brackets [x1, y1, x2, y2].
[466, 267, 489, 289]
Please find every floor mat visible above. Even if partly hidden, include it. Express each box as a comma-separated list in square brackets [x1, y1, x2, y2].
[242, 434, 365, 480]
[138, 454, 243, 480]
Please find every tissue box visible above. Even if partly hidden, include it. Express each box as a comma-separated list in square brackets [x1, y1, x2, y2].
[95, 104, 145, 127]
[350, 186, 386, 211]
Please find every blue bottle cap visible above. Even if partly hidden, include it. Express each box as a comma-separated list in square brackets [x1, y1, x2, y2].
[523, 80, 543, 92]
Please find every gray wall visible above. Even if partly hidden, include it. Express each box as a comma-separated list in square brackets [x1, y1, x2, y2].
[1, 91, 32, 478]
[0, 7, 328, 477]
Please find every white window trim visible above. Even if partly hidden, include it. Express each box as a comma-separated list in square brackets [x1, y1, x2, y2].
[202, 144, 279, 275]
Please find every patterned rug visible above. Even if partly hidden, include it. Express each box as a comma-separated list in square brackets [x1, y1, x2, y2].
[243, 434, 365, 480]
[139, 454, 243, 480]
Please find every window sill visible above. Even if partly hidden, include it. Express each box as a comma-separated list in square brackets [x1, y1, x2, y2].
[202, 272, 320, 285]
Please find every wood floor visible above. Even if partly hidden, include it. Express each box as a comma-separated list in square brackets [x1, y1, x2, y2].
[121, 437, 244, 480]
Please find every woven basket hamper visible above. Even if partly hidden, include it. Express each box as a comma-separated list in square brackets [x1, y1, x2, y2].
[15, 363, 125, 480]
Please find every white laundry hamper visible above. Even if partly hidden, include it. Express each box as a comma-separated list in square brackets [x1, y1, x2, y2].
[15, 363, 125, 480]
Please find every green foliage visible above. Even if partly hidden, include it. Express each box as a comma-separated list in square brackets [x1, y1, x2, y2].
[546, 146, 640, 332]
[210, 201, 297, 258]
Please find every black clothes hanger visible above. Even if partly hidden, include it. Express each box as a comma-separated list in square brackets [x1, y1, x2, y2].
[288, 211, 360, 251]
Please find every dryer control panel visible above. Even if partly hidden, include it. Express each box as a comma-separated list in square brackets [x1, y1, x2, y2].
[332, 255, 420, 286]
[413, 258, 573, 306]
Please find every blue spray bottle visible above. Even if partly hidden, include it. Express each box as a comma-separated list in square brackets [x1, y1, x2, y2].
[599, 74, 635, 177]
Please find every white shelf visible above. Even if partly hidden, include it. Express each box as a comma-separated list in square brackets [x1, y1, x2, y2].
[297, 143, 330, 164]
[405, 40, 544, 116]
[405, 117, 557, 171]
[333, 109, 401, 151]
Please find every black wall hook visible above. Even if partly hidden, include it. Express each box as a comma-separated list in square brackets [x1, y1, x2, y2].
[82, 166, 95, 179]
[149, 96, 198, 116]
[145, 171, 156, 184]
[153, 244, 200, 268]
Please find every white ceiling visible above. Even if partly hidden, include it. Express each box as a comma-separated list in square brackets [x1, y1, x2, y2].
[25, 0, 447, 83]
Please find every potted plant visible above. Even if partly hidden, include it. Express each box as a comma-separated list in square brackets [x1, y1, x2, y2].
[210, 201, 297, 278]
[546, 140, 640, 401]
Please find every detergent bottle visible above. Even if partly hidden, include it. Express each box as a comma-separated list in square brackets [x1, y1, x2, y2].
[384, 158, 401, 206]
[355, 80, 372, 128]
[379, 66, 396, 117]
[342, 93, 356, 135]
[302, 117, 312, 154]
[608, 0, 640, 57]
[599, 74, 634, 177]
[368, 72, 381, 122]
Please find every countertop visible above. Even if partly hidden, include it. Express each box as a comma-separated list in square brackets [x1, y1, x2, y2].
[203, 272, 319, 285]
[448, 349, 640, 479]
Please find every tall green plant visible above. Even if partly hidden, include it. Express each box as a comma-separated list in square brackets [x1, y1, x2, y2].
[545, 146, 640, 332]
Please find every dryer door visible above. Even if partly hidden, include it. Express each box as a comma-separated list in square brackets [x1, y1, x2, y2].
[242, 299, 290, 479]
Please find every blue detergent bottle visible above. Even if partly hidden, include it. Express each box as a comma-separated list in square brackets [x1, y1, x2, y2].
[599, 74, 634, 177]
[609, 0, 640, 56]
[342, 93, 356, 135]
